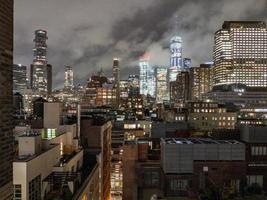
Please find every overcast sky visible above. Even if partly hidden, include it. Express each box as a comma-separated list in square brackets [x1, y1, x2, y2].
[14, 0, 267, 89]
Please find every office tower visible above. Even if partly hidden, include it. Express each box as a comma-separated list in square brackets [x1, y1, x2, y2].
[155, 66, 168, 103]
[189, 64, 213, 100]
[13, 64, 27, 93]
[183, 58, 192, 71]
[113, 58, 120, 108]
[31, 29, 50, 95]
[147, 66, 156, 97]
[64, 66, 74, 90]
[139, 53, 149, 96]
[128, 75, 139, 97]
[213, 21, 267, 88]
[0, 0, 13, 199]
[169, 36, 183, 82]
[47, 64, 52, 94]
[170, 71, 190, 102]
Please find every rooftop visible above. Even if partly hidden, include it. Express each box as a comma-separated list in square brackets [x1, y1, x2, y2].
[14, 144, 59, 162]
[222, 21, 266, 29]
[163, 138, 242, 145]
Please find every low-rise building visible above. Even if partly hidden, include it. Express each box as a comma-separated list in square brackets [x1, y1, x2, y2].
[187, 101, 237, 132]
[161, 138, 246, 197]
[240, 125, 267, 191]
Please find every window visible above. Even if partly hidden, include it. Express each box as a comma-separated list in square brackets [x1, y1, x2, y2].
[29, 175, 41, 200]
[144, 171, 160, 187]
[124, 124, 136, 129]
[170, 179, 188, 192]
[247, 175, 263, 187]
[14, 185, 22, 200]
[251, 146, 267, 156]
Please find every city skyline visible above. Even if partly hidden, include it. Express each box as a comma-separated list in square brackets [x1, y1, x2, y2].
[14, 0, 267, 89]
[2, 1, 267, 199]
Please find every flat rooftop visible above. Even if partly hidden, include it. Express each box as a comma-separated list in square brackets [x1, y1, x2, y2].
[14, 144, 59, 162]
[163, 138, 242, 145]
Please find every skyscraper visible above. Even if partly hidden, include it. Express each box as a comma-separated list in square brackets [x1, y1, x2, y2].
[128, 75, 139, 97]
[113, 58, 120, 108]
[0, 0, 14, 199]
[13, 64, 27, 93]
[47, 64, 52, 95]
[213, 21, 267, 88]
[189, 64, 213, 100]
[139, 53, 149, 96]
[170, 71, 190, 102]
[64, 66, 74, 90]
[155, 66, 168, 103]
[169, 36, 183, 82]
[147, 66, 156, 97]
[183, 58, 192, 71]
[31, 29, 50, 95]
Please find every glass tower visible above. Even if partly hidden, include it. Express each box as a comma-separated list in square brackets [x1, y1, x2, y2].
[139, 54, 149, 95]
[13, 64, 27, 93]
[31, 30, 49, 94]
[64, 66, 74, 90]
[169, 36, 183, 82]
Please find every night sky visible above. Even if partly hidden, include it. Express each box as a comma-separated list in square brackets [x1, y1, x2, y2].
[14, 0, 267, 89]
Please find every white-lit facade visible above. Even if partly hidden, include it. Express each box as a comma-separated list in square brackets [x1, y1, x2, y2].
[169, 36, 183, 82]
[139, 55, 149, 96]
[64, 66, 74, 90]
[139, 54, 156, 97]
[213, 21, 267, 88]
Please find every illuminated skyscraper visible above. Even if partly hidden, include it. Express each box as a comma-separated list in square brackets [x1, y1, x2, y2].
[13, 64, 27, 93]
[113, 58, 120, 108]
[64, 66, 74, 90]
[138, 53, 155, 97]
[213, 21, 267, 88]
[147, 65, 156, 97]
[128, 75, 139, 97]
[169, 36, 183, 82]
[139, 53, 149, 95]
[155, 66, 168, 103]
[0, 0, 13, 199]
[31, 29, 51, 95]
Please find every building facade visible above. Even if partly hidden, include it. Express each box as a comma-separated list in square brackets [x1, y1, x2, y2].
[0, 0, 14, 199]
[31, 30, 52, 96]
[139, 54, 149, 96]
[189, 64, 213, 100]
[13, 64, 27, 93]
[64, 66, 74, 90]
[161, 138, 246, 197]
[183, 58, 192, 71]
[213, 21, 267, 88]
[187, 101, 237, 131]
[169, 36, 183, 82]
[155, 66, 168, 103]
[170, 71, 190, 102]
[113, 58, 120, 108]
